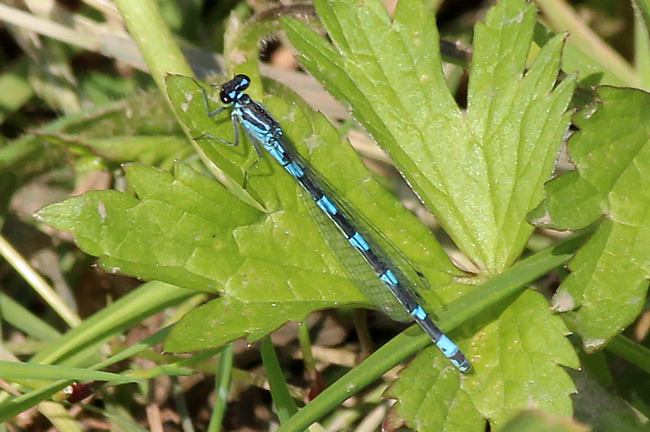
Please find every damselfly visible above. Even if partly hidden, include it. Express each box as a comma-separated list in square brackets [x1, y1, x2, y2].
[205, 74, 470, 372]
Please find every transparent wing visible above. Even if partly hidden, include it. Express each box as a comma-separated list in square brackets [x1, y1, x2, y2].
[302, 188, 414, 322]
[277, 137, 431, 323]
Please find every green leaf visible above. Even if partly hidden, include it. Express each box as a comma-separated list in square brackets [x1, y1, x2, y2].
[274, 230, 590, 432]
[261, 337, 300, 423]
[464, 291, 578, 425]
[283, 0, 580, 426]
[37, 162, 259, 293]
[388, 291, 578, 430]
[386, 351, 483, 431]
[28, 282, 190, 366]
[38, 82, 462, 353]
[530, 86, 650, 350]
[533, 23, 625, 90]
[284, 0, 576, 275]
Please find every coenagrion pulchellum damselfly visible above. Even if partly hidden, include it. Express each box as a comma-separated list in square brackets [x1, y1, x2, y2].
[204, 74, 470, 372]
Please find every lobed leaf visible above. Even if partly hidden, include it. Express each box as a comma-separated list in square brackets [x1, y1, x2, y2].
[386, 351, 483, 432]
[530, 86, 650, 350]
[285, 0, 580, 427]
[285, 0, 576, 275]
[388, 290, 578, 430]
[37, 163, 256, 292]
[40, 74, 465, 355]
[462, 291, 578, 426]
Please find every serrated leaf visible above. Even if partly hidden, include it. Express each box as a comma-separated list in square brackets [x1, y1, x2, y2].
[530, 86, 650, 350]
[164, 74, 468, 351]
[463, 291, 578, 426]
[386, 351, 483, 432]
[165, 74, 463, 279]
[37, 163, 256, 292]
[285, 0, 580, 426]
[284, 0, 576, 275]
[40, 74, 466, 354]
[388, 290, 578, 430]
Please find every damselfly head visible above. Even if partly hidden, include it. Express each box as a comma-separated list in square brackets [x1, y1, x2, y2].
[220, 74, 251, 104]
